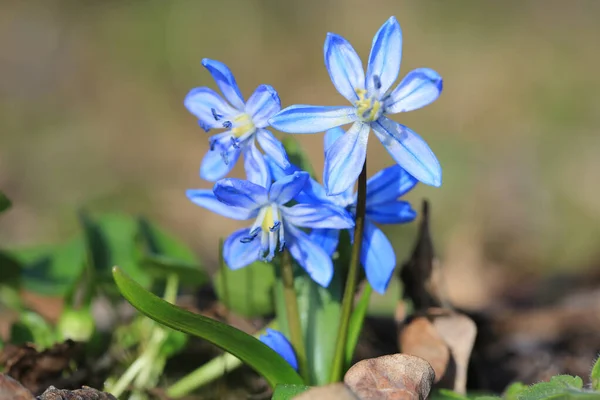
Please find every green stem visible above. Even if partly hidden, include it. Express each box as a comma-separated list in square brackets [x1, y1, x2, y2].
[329, 160, 368, 383]
[281, 249, 309, 383]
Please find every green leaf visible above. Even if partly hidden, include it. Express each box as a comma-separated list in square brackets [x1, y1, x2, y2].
[112, 266, 303, 387]
[272, 384, 311, 399]
[214, 260, 276, 317]
[505, 382, 528, 400]
[0, 191, 11, 213]
[282, 136, 316, 177]
[13, 238, 86, 296]
[10, 310, 56, 348]
[433, 389, 470, 400]
[345, 283, 372, 366]
[591, 356, 600, 391]
[0, 252, 21, 287]
[517, 375, 594, 400]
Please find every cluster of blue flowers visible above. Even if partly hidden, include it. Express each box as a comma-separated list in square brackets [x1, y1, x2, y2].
[185, 16, 442, 367]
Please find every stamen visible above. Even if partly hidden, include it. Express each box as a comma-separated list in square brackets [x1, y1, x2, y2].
[198, 120, 211, 132]
[211, 108, 223, 121]
[269, 221, 281, 232]
[221, 150, 229, 165]
[240, 236, 254, 243]
[209, 139, 216, 151]
[222, 120, 233, 129]
[373, 74, 382, 90]
[230, 137, 240, 149]
[250, 226, 261, 237]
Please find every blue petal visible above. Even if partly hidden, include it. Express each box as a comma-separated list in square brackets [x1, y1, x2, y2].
[269, 171, 309, 205]
[213, 178, 268, 210]
[259, 328, 298, 371]
[256, 129, 290, 169]
[309, 228, 340, 257]
[324, 126, 345, 152]
[324, 33, 365, 103]
[265, 154, 297, 182]
[366, 200, 416, 225]
[199, 146, 241, 182]
[223, 228, 261, 270]
[286, 224, 333, 287]
[366, 16, 402, 98]
[269, 105, 357, 134]
[202, 58, 246, 110]
[184, 87, 237, 131]
[282, 203, 354, 229]
[366, 165, 418, 206]
[324, 122, 370, 196]
[384, 68, 443, 114]
[372, 117, 441, 187]
[243, 142, 271, 188]
[186, 189, 254, 220]
[361, 220, 396, 294]
[245, 85, 281, 128]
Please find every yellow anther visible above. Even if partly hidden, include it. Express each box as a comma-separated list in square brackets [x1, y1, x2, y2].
[231, 113, 256, 138]
[354, 88, 382, 122]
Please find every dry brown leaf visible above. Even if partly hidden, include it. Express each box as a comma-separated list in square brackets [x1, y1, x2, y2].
[344, 354, 434, 400]
[293, 383, 357, 399]
[0, 374, 35, 400]
[399, 316, 450, 383]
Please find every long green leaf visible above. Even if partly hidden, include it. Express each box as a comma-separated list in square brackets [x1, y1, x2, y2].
[345, 283, 372, 366]
[112, 266, 303, 387]
[272, 384, 311, 399]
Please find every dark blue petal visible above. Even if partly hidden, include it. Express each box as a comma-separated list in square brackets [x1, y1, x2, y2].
[259, 328, 298, 370]
[384, 68, 443, 114]
[366, 200, 416, 225]
[366, 165, 418, 206]
[243, 142, 271, 188]
[282, 203, 354, 229]
[200, 146, 241, 182]
[184, 87, 237, 130]
[245, 85, 281, 128]
[360, 220, 396, 294]
[269, 105, 357, 134]
[366, 17, 402, 98]
[186, 189, 254, 220]
[309, 228, 340, 257]
[324, 32, 365, 103]
[223, 228, 261, 270]
[286, 224, 334, 287]
[202, 59, 246, 110]
[269, 171, 309, 205]
[256, 129, 290, 170]
[324, 122, 370, 196]
[213, 178, 268, 210]
[372, 117, 441, 187]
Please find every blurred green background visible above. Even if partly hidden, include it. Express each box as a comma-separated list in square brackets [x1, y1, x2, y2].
[1, 0, 599, 308]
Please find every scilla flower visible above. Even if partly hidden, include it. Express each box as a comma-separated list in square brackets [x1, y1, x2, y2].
[266, 127, 418, 294]
[184, 59, 289, 183]
[186, 170, 354, 287]
[259, 328, 298, 370]
[269, 17, 442, 195]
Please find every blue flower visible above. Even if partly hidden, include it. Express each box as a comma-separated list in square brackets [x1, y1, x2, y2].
[259, 328, 298, 370]
[186, 171, 354, 287]
[266, 127, 418, 294]
[184, 59, 289, 184]
[269, 17, 442, 195]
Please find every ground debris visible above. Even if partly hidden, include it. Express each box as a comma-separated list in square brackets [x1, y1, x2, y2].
[36, 386, 116, 400]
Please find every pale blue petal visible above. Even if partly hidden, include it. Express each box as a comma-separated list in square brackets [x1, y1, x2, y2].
[269, 171, 309, 205]
[202, 58, 246, 110]
[324, 33, 365, 103]
[367, 200, 416, 225]
[199, 146, 241, 182]
[223, 228, 261, 270]
[324, 126, 345, 152]
[245, 85, 281, 128]
[366, 165, 418, 206]
[265, 154, 296, 182]
[372, 117, 441, 187]
[186, 189, 254, 220]
[184, 87, 237, 131]
[324, 122, 370, 196]
[256, 129, 290, 169]
[213, 178, 268, 210]
[309, 228, 340, 256]
[269, 105, 357, 134]
[361, 220, 396, 294]
[259, 328, 298, 370]
[286, 224, 333, 287]
[243, 142, 271, 188]
[384, 68, 443, 114]
[282, 203, 354, 229]
[366, 17, 402, 98]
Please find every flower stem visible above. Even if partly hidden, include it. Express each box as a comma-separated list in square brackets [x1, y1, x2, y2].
[329, 160, 368, 383]
[281, 248, 309, 383]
